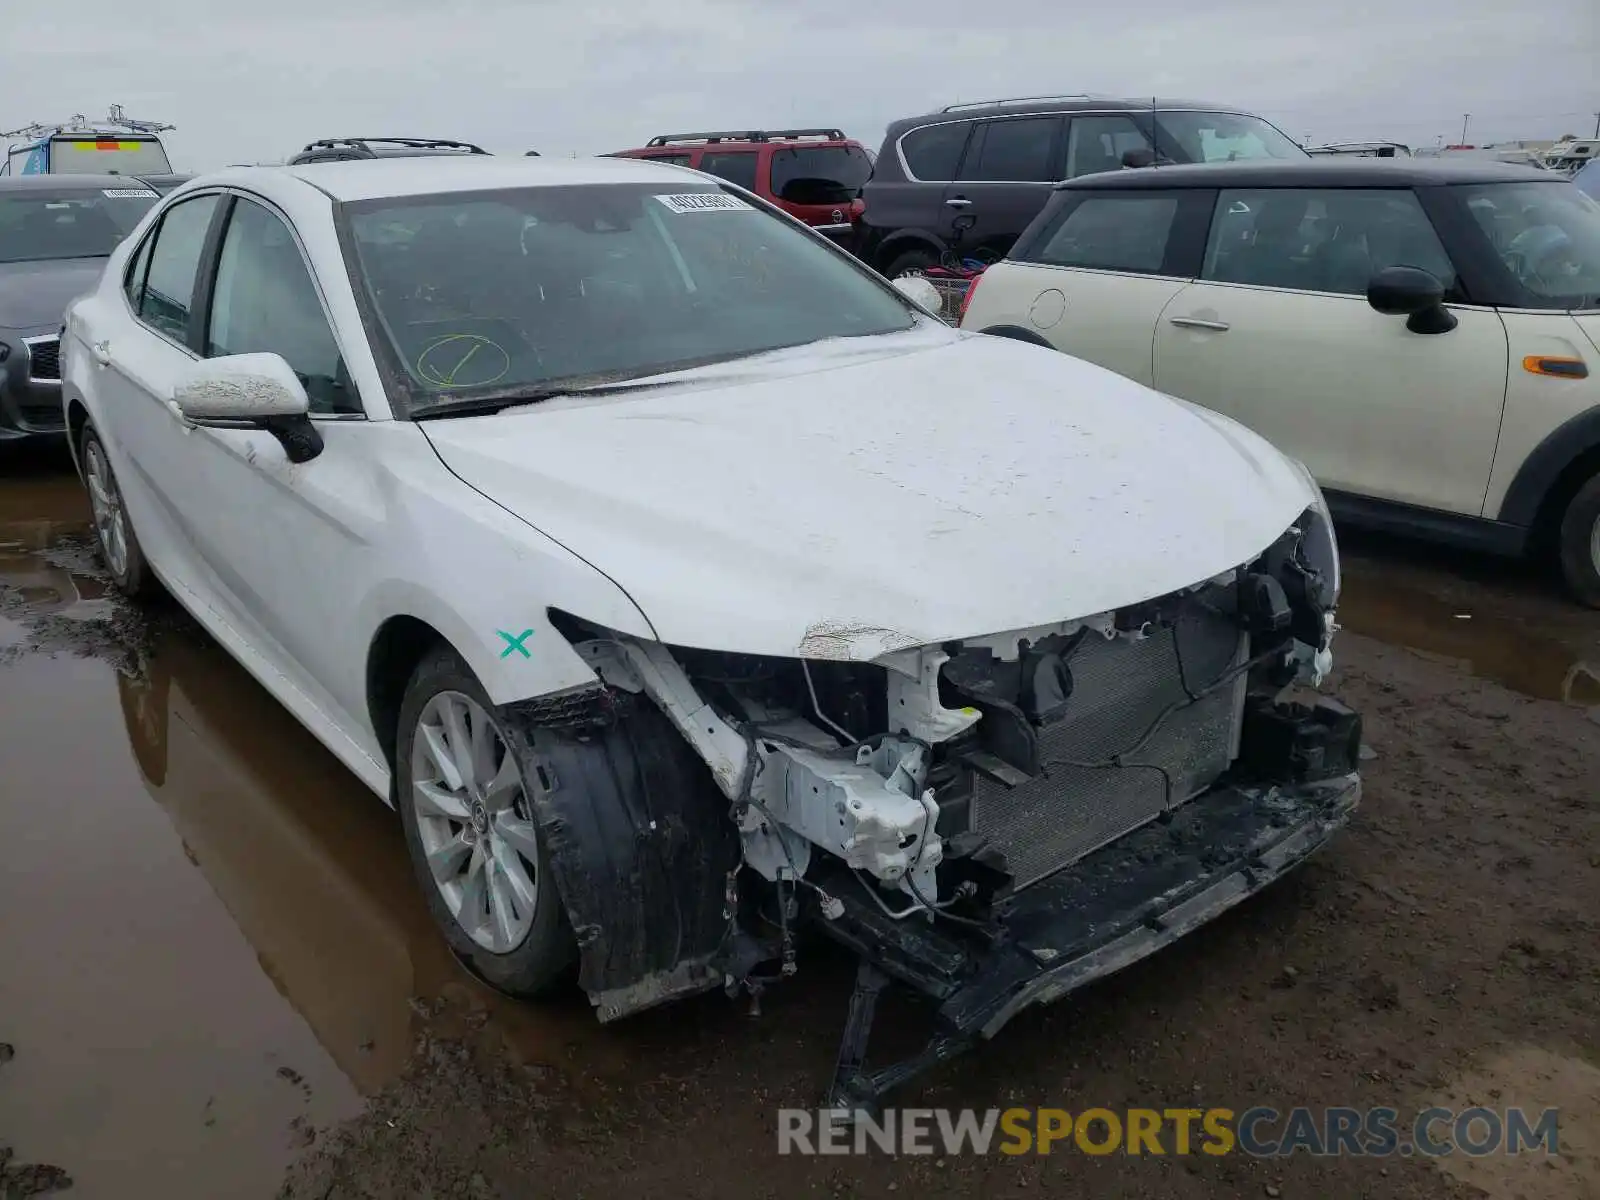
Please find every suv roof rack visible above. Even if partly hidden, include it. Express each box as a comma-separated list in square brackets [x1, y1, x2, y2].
[645, 128, 846, 147]
[939, 94, 1111, 113]
[292, 137, 489, 160]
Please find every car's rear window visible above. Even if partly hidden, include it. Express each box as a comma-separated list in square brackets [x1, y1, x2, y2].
[769, 145, 872, 204]
[46, 137, 172, 176]
[0, 187, 159, 263]
[341, 182, 915, 415]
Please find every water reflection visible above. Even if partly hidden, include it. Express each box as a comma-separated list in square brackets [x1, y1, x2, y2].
[112, 621, 624, 1094]
[1337, 569, 1600, 711]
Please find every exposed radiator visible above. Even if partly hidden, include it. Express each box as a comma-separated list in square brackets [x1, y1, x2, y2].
[970, 604, 1246, 889]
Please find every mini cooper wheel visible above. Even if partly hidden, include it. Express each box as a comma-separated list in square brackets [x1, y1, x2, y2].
[396, 646, 574, 995]
[1557, 471, 1600, 609]
[80, 426, 155, 597]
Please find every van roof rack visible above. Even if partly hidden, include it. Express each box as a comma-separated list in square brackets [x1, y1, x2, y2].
[645, 128, 846, 147]
[3, 105, 175, 142]
[939, 94, 1110, 112]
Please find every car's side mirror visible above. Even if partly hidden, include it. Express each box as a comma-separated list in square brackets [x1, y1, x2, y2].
[1366, 265, 1458, 335]
[171, 352, 325, 463]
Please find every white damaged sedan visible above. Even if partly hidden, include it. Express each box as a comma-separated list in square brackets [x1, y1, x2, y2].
[61, 155, 1361, 1106]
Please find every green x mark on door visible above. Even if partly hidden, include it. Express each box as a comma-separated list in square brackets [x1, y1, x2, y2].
[497, 629, 534, 659]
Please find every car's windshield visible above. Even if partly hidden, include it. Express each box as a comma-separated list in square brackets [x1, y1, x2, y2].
[1459, 180, 1600, 309]
[769, 145, 873, 204]
[0, 186, 159, 263]
[341, 182, 916, 415]
[1154, 111, 1306, 163]
[1573, 161, 1600, 201]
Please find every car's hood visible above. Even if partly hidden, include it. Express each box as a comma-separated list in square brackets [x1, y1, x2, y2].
[422, 331, 1319, 659]
[1573, 311, 1600, 357]
[0, 257, 107, 331]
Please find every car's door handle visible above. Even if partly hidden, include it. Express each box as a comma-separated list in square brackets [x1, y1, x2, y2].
[91, 339, 111, 366]
[944, 197, 972, 209]
[1168, 317, 1230, 332]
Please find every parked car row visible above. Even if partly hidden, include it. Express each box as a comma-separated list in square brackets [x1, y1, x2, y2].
[0, 175, 172, 441]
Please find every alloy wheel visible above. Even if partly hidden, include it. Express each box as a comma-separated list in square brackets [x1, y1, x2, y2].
[85, 440, 129, 579]
[409, 691, 542, 953]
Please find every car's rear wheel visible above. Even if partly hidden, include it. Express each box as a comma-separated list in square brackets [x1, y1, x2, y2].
[396, 646, 575, 995]
[80, 426, 155, 598]
[1556, 471, 1600, 608]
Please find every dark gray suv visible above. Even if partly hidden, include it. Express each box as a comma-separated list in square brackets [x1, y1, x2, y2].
[857, 94, 1306, 278]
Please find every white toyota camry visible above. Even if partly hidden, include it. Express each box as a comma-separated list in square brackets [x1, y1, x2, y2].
[61, 155, 1361, 1105]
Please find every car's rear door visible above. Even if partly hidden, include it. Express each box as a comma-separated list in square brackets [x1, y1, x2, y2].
[963, 188, 1206, 387]
[942, 115, 1064, 260]
[85, 190, 227, 598]
[1152, 185, 1509, 515]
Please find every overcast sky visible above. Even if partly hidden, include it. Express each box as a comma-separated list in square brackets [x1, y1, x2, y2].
[8, 0, 1597, 170]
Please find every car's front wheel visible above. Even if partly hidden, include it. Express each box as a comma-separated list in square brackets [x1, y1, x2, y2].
[882, 247, 937, 280]
[396, 646, 575, 995]
[1557, 471, 1600, 608]
[80, 425, 155, 598]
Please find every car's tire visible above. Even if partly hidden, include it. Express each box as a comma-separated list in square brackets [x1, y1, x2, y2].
[1556, 471, 1600, 608]
[882, 247, 937, 280]
[395, 645, 576, 996]
[79, 425, 156, 598]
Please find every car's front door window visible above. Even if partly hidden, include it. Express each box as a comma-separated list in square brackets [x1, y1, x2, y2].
[206, 198, 359, 415]
[134, 194, 221, 345]
[1202, 188, 1457, 297]
[1064, 116, 1152, 178]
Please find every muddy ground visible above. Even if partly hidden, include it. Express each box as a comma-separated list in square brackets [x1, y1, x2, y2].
[1, 442, 1596, 1200]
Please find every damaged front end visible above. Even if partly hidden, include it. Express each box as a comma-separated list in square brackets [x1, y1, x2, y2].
[524, 503, 1360, 1105]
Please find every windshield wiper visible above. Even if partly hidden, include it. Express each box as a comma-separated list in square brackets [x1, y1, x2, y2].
[411, 377, 688, 422]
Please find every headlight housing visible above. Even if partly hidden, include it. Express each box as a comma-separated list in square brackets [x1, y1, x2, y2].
[1288, 458, 1340, 608]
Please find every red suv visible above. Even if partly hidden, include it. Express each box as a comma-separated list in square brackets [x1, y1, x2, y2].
[605, 128, 871, 244]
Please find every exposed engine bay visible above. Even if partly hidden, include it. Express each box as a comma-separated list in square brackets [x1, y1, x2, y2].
[528, 505, 1362, 1106]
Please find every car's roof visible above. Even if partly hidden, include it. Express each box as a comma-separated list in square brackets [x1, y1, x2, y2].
[1059, 157, 1559, 190]
[893, 96, 1251, 128]
[199, 154, 704, 202]
[0, 173, 160, 193]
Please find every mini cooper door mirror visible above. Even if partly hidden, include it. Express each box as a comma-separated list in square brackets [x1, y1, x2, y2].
[1366, 265, 1458, 335]
[171, 352, 325, 463]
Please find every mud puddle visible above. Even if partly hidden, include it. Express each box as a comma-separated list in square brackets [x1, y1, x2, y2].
[0, 473, 632, 1197]
[1339, 557, 1600, 712]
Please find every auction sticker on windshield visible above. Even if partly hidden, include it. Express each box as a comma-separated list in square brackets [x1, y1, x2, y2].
[655, 193, 752, 214]
[102, 188, 158, 199]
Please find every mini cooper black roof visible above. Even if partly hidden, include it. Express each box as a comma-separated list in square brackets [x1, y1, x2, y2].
[1058, 157, 1558, 191]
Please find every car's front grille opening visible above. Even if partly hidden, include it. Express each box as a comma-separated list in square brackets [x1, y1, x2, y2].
[26, 337, 61, 383]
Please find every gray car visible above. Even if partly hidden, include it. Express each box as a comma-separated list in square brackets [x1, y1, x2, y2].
[0, 174, 160, 442]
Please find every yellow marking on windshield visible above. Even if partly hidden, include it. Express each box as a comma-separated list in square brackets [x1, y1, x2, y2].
[416, 334, 510, 388]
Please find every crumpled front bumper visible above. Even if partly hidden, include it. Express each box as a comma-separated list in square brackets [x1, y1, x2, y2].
[818, 770, 1359, 1104]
